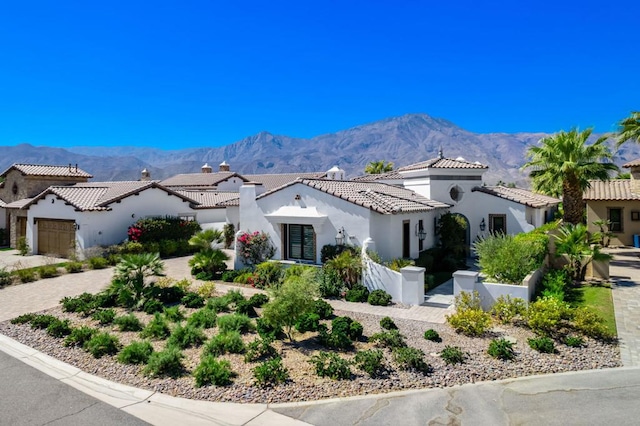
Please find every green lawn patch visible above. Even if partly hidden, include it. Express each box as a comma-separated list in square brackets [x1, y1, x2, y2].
[569, 285, 617, 337]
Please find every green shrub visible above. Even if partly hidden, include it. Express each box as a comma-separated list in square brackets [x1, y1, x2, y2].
[369, 329, 406, 349]
[349, 321, 364, 340]
[118, 341, 154, 364]
[393, 347, 431, 374]
[85, 332, 120, 358]
[143, 346, 184, 378]
[526, 296, 571, 336]
[331, 316, 362, 340]
[217, 313, 254, 334]
[155, 286, 186, 305]
[354, 349, 385, 377]
[311, 299, 334, 320]
[224, 289, 246, 305]
[30, 314, 58, 330]
[244, 337, 278, 363]
[320, 244, 358, 263]
[248, 293, 269, 308]
[317, 266, 343, 298]
[0, 267, 13, 287]
[528, 337, 556, 353]
[368, 289, 392, 306]
[187, 308, 218, 329]
[88, 257, 109, 270]
[490, 295, 527, 324]
[487, 338, 516, 360]
[11, 313, 36, 325]
[15, 268, 36, 283]
[46, 319, 72, 337]
[253, 261, 284, 289]
[440, 346, 466, 365]
[159, 239, 179, 257]
[196, 281, 217, 299]
[564, 335, 584, 347]
[235, 300, 258, 318]
[206, 296, 231, 313]
[423, 329, 442, 342]
[91, 308, 116, 325]
[17, 236, 29, 256]
[380, 316, 398, 330]
[385, 257, 415, 272]
[64, 326, 97, 347]
[168, 324, 206, 349]
[194, 355, 234, 387]
[571, 307, 611, 340]
[163, 306, 185, 322]
[236, 231, 276, 266]
[130, 216, 200, 244]
[295, 312, 321, 333]
[38, 265, 59, 279]
[309, 352, 352, 380]
[141, 313, 171, 340]
[541, 269, 569, 301]
[253, 357, 289, 386]
[233, 272, 256, 285]
[256, 318, 284, 341]
[189, 249, 229, 280]
[204, 331, 245, 356]
[446, 291, 492, 337]
[318, 325, 352, 350]
[61, 293, 96, 315]
[345, 284, 369, 303]
[181, 292, 205, 309]
[115, 314, 144, 332]
[142, 298, 165, 315]
[64, 261, 84, 273]
[221, 269, 242, 283]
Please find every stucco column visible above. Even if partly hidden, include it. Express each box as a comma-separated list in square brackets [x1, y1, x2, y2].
[453, 270, 478, 296]
[400, 266, 425, 305]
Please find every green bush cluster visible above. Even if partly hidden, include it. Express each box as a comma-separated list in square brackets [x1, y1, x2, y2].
[143, 346, 185, 378]
[143, 299, 165, 314]
[541, 270, 569, 301]
[446, 291, 492, 337]
[380, 316, 397, 331]
[118, 341, 154, 364]
[256, 318, 284, 341]
[91, 308, 116, 325]
[11, 313, 36, 325]
[252, 262, 284, 289]
[30, 314, 59, 330]
[317, 266, 343, 298]
[487, 338, 516, 360]
[564, 335, 584, 347]
[345, 284, 369, 303]
[354, 349, 385, 377]
[440, 346, 467, 365]
[204, 331, 245, 356]
[392, 347, 431, 374]
[141, 313, 171, 339]
[65, 261, 84, 273]
[64, 326, 97, 347]
[85, 332, 121, 358]
[0, 267, 13, 287]
[244, 337, 278, 363]
[168, 324, 206, 349]
[115, 314, 144, 332]
[368, 289, 392, 306]
[46, 318, 72, 338]
[369, 329, 406, 349]
[194, 356, 234, 387]
[423, 329, 441, 342]
[129, 216, 200, 244]
[187, 308, 218, 329]
[526, 296, 571, 336]
[571, 307, 611, 340]
[318, 316, 362, 350]
[38, 265, 59, 279]
[217, 313, 254, 334]
[88, 257, 109, 270]
[309, 352, 352, 380]
[181, 292, 205, 308]
[313, 299, 334, 319]
[15, 268, 37, 283]
[490, 295, 527, 324]
[295, 312, 321, 333]
[163, 306, 185, 322]
[527, 337, 555, 353]
[252, 357, 289, 386]
[474, 233, 547, 284]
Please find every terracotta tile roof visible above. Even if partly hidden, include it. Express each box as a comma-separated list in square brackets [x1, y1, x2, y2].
[244, 172, 327, 190]
[176, 190, 239, 209]
[351, 171, 404, 182]
[26, 181, 196, 211]
[472, 186, 561, 208]
[623, 158, 640, 168]
[160, 172, 246, 188]
[4, 198, 33, 209]
[1, 163, 93, 178]
[258, 179, 450, 214]
[398, 157, 488, 172]
[583, 180, 640, 201]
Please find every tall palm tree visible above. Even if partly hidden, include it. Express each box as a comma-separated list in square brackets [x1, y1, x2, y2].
[364, 160, 394, 175]
[522, 128, 618, 224]
[617, 111, 640, 147]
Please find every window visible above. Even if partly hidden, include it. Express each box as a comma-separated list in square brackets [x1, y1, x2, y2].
[285, 224, 315, 261]
[489, 214, 506, 234]
[418, 219, 424, 251]
[449, 185, 463, 202]
[608, 208, 623, 232]
[179, 214, 196, 222]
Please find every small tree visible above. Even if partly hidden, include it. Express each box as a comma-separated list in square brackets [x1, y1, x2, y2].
[324, 250, 363, 289]
[554, 223, 611, 281]
[237, 231, 276, 266]
[113, 253, 165, 304]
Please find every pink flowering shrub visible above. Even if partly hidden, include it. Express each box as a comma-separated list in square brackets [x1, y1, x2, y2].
[237, 231, 276, 266]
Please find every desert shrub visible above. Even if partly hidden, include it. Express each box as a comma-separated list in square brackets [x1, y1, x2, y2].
[368, 289, 392, 306]
[221, 269, 242, 283]
[309, 352, 352, 380]
[159, 239, 179, 257]
[206, 296, 231, 313]
[253, 261, 284, 289]
[194, 355, 234, 387]
[91, 308, 116, 325]
[17, 236, 29, 256]
[235, 300, 258, 318]
[487, 338, 516, 360]
[386, 258, 414, 272]
[256, 318, 284, 341]
[253, 357, 289, 386]
[0, 267, 13, 287]
[354, 349, 385, 377]
[224, 289, 247, 305]
[118, 341, 154, 364]
[141, 313, 171, 340]
[295, 312, 321, 333]
[61, 293, 96, 314]
[30, 314, 58, 330]
[15, 268, 37, 283]
[248, 293, 269, 308]
[526, 296, 571, 336]
[380, 316, 398, 330]
[163, 306, 185, 322]
[88, 256, 109, 270]
[176, 278, 194, 292]
[85, 332, 120, 358]
[196, 281, 217, 298]
[38, 265, 59, 279]
[349, 321, 364, 340]
[331, 316, 362, 340]
[46, 318, 72, 337]
[142, 298, 165, 315]
[64, 326, 97, 347]
[114, 314, 143, 332]
[541, 269, 569, 301]
[64, 261, 83, 273]
[181, 292, 205, 309]
[474, 233, 547, 284]
[120, 241, 144, 254]
[313, 299, 334, 320]
[446, 291, 492, 337]
[564, 335, 584, 347]
[204, 331, 245, 356]
[154, 286, 186, 305]
[528, 337, 556, 353]
[320, 244, 359, 264]
[189, 249, 229, 280]
[490, 295, 527, 324]
[187, 308, 218, 329]
[423, 329, 442, 342]
[233, 271, 256, 285]
[143, 346, 185, 378]
[11, 313, 36, 325]
[325, 249, 363, 289]
[217, 313, 254, 334]
[369, 329, 406, 349]
[345, 284, 369, 303]
[318, 325, 352, 350]
[317, 266, 343, 298]
[571, 307, 611, 340]
[392, 347, 431, 374]
[244, 337, 278, 363]
[440, 346, 467, 365]
[168, 324, 206, 349]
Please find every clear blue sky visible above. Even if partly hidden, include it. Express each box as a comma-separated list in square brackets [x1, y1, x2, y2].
[1, 0, 638, 149]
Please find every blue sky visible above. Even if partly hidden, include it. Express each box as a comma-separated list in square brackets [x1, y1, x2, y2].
[0, 0, 638, 149]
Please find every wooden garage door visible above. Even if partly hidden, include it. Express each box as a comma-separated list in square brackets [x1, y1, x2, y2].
[38, 219, 76, 257]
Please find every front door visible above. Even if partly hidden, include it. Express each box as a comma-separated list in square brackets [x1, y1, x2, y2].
[402, 221, 410, 258]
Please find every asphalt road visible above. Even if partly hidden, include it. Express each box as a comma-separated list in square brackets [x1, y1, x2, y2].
[0, 350, 149, 426]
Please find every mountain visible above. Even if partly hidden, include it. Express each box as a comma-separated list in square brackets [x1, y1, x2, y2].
[3, 114, 638, 185]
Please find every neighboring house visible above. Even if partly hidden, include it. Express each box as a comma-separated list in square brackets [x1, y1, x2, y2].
[0, 164, 92, 248]
[23, 181, 198, 257]
[160, 162, 248, 191]
[175, 190, 240, 230]
[584, 159, 640, 246]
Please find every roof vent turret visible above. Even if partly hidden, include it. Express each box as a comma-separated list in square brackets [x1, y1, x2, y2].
[201, 163, 213, 174]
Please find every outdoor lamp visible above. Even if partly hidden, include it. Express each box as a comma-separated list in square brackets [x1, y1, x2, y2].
[479, 218, 486, 232]
[335, 227, 346, 245]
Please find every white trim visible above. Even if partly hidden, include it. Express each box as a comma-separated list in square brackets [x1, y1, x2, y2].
[264, 205, 328, 233]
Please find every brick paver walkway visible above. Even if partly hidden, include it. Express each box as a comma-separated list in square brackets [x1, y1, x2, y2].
[609, 247, 640, 367]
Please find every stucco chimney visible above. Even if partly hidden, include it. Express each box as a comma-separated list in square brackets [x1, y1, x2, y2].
[201, 163, 213, 174]
[141, 168, 151, 181]
[219, 161, 230, 172]
[630, 166, 640, 193]
[326, 166, 345, 181]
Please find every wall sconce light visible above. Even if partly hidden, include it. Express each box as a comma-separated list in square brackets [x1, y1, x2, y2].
[74, 223, 80, 231]
[415, 224, 427, 240]
[479, 218, 486, 232]
[131, 213, 136, 218]
[335, 227, 346, 245]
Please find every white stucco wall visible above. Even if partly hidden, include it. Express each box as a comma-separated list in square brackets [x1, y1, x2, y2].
[217, 177, 244, 192]
[370, 211, 439, 260]
[194, 208, 228, 230]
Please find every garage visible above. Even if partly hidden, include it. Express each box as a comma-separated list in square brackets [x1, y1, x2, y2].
[37, 219, 76, 257]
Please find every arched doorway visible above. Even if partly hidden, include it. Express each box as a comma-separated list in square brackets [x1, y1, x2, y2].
[450, 213, 471, 257]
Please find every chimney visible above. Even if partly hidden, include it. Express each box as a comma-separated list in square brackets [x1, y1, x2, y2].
[326, 166, 345, 181]
[141, 168, 151, 181]
[219, 161, 230, 172]
[201, 163, 213, 174]
[630, 165, 640, 194]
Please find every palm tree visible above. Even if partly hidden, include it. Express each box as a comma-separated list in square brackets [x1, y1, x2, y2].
[188, 229, 223, 251]
[114, 252, 165, 303]
[554, 223, 611, 281]
[617, 111, 640, 147]
[188, 248, 229, 279]
[522, 128, 618, 224]
[364, 160, 394, 175]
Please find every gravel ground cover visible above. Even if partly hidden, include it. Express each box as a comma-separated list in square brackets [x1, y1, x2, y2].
[0, 298, 621, 404]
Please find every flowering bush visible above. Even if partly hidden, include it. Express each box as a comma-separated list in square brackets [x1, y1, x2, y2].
[128, 216, 201, 244]
[127, 226, 143, 242]
[237, 231, 275, 266]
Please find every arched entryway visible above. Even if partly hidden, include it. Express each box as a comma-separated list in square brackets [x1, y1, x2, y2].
[450, 213, 471, 256]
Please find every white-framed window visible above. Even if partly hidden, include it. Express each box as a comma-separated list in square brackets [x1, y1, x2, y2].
[283, 224, 315, 261]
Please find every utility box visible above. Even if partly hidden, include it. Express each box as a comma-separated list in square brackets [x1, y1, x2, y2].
[634, 235, 640, 248]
